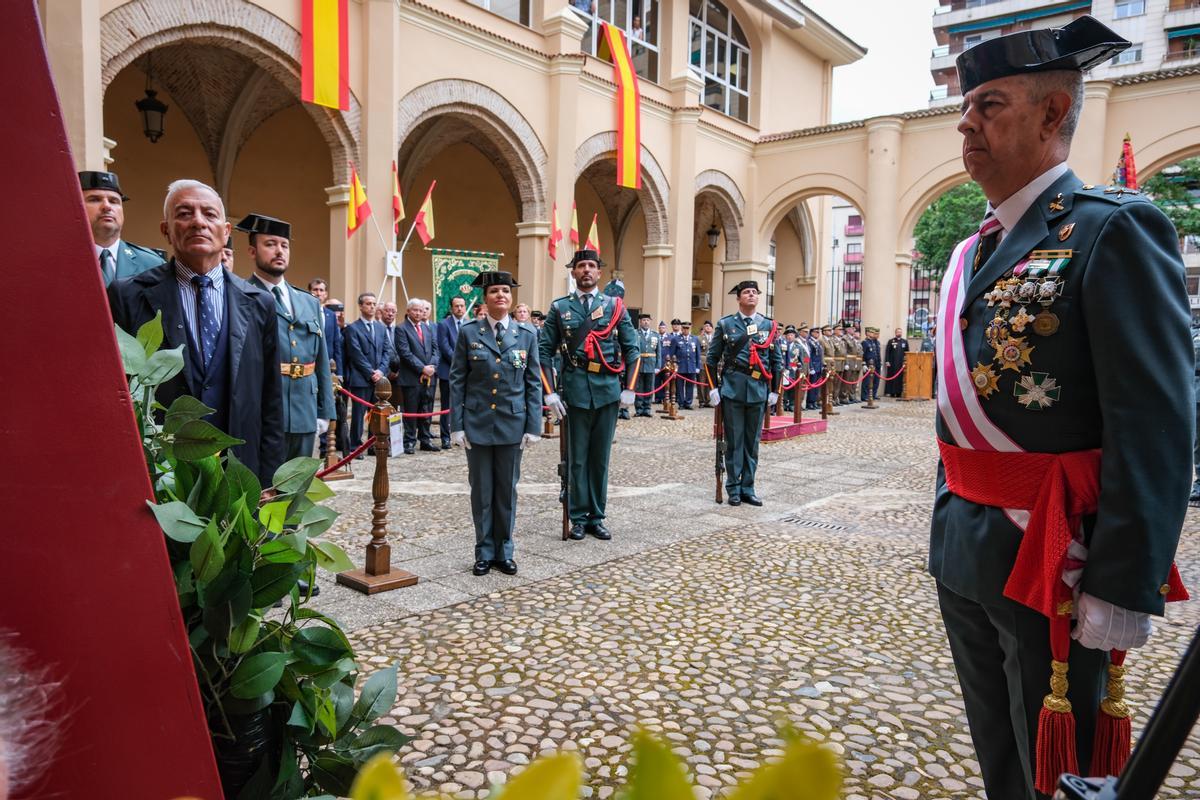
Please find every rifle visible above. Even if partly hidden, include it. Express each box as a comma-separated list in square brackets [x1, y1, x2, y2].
[714, 402, 725, 504]
[557, 413, 571, 540]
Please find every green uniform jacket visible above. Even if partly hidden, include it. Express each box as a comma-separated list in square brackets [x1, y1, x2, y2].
[930, 170, 1193, 616]
[449, 318, 542, 445]
[106, 239, 165, 286]
[705, 313, 784, 404]
[250, 276, 335, 434]
[538, 292, 639, 408]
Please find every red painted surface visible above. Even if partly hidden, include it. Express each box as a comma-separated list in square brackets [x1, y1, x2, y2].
[0, 4, 222, 798]
[762, 416, 828, 441]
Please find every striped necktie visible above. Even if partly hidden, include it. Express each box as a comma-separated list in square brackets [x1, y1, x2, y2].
[974, 213, 1003, 274]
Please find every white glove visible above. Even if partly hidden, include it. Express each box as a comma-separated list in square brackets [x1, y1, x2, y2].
[520, 433, 541, 450]
[768, 392, 779, 406]
[619, 389, 635, 407]
[451, 430, 470, 450]
[316, 419, 330, 435]
[1071, 593, 1152, 651]
[708, 389, 721, 407]
[545, 393, 567, 420]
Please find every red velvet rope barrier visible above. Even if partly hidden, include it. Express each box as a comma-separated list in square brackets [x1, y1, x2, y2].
[336, 385, 449, 417]
[316, 435, 376, 478]
[830, 364, 907, 385]
[633, 372, 677, 397]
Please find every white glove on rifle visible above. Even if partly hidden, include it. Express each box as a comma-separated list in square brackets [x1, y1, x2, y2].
[709, 389, 721, 407]
[768, 392, 779, 406]
[451, 430, 471, 450]
[316, 419, 330, 435]
[619, 389, 635, 407]
[1071, 592, 1152, 651]
[520, 433, 541, 450]
[544, 393, 567, 420]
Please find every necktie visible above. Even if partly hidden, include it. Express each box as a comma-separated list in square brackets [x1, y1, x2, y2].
[271, 285, 287, 316]
[496, 322, 505, 349]
[192, 274, 218, 369]
[416, 321, 424, 344]
[99, 249, 115, 285]
[974, 213, 1003, 274]
[581, 293, 591, 315]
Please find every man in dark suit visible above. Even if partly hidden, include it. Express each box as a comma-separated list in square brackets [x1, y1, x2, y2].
[436, 296, 470, 448]
[931, 18, 1192, 798]
[343, 292, 393, 452]
[107, 179, 283, 485]
[394, 298, 440, 453]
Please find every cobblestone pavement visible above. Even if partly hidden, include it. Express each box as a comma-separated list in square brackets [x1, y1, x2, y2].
[312, 400, 1200, 798]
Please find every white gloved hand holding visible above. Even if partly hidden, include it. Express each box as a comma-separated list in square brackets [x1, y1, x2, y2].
[316, 418, 330, 435]
[1071, 592, 1152, 651]
[768, 392, 779, 407]
[451, 430, 471, 450]
[545, 393, 567, 420]
[619, 389, 635, 407]
[520, 433, 541, 450]
[709, 389, 721, 407]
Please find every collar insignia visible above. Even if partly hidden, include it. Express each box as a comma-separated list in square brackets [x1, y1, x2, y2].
[1058, 223, 1075, 242]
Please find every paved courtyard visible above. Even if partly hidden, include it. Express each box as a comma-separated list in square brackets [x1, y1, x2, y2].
[311, 400, 1200, 799]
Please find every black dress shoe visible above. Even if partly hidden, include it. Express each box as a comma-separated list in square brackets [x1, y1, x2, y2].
[568, 523, 587, 540]
[494, 559, 518, 575]
[419, 443, 439, 452]
[586, 522, 612, 540]
[403, 447, 415, 455]
[297, 579, 321, 597]
[727, 495, 742, 506]
[741, 494, 763, 506]
[618, 410, 630, 420]
[472, 560, 492, 576]
[441, 440, 451, 450]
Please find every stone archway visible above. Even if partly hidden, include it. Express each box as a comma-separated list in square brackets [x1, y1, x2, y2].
[396, 80, 548, 223]
[695, 169, 745, 261]
[574, 132, 670, 245]
[100, 0, 360, 184]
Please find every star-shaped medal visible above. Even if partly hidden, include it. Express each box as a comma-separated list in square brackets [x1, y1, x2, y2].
[1010, 307, 1035, 334]
[1014, 372, 1061, 410]
[994, 335, 1033, 372]
[971, 363, 1000, 398]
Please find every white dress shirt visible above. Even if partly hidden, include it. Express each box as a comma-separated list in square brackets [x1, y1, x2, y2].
[987, 161, 1069, 241]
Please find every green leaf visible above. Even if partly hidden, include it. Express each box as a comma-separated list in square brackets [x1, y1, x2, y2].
[306, 478, 335, 503]
[298, 505, 339, 537]
[349, 754, 410, 800]
[191, 455, 225, 517]
[315, 690, 338, 737]
[287, 698, 315, 733]
[224, 689, 275, 715]
[331, 680, 355, 734]
[341, 726, 411, 766]
[272, 457, 320, 494]
[224, 452, 262, 504]
[311, 754, 358, 796]
[115, 324, 148, 376]
[259, 501, 290, 535]
[174, 419, 244, 462]
[164, 395, 215, 435]
[624, 730, 693, 800]
[148, 500, 207, 543]
[201, 570, 252, 640]
[229, 615, 261, 654]
[251, 562, 306, 608]
[260, 538, 306, 564]
[136, 311, 164, 357]
[297, 609, 354, 650]
[497, 753, 580, 800]
[308, 657, 356, 690]
[293, 626, 352, 667]
[189, 521, 226, 583]
[230, 652, 289, 699]
[142, 345, 185, 386]
[311, 539, 355, 574]
[349, 665, 397, 728]
[727, 730, 843, 800]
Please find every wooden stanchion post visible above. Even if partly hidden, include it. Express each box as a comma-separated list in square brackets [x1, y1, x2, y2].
[337, 378, 419, 594]
[793, 380, 804, 424]
[821, 372, 833, 419]
[322, 361, 354, 481]
[542, 410, 557, 439]
[865, 368, 879, 409]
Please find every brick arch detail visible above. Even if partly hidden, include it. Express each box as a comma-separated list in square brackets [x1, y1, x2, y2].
[99, 0, 361, 183]
[574, 132, 670, 245]
[396, 80, 548, 222]
[695, 169, 745, 261]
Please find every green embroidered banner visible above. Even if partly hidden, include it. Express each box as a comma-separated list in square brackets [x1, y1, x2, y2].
[430, 248, 503, 322]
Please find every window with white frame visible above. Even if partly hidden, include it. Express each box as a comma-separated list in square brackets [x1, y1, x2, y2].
[688, 0, 751, 122]
[1114, 0, 1145, 19]
[577, 0, 660, 82]
[469, 0, 530, 26]
[1111, 42, 1143, 64]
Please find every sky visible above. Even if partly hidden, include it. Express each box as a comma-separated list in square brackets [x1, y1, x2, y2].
[804, 0, 941, 123]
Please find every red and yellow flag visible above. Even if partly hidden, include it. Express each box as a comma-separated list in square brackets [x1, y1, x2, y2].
[301, 0, 349, 111]
[413, 180, 437, 246]
[585, 213, 600, 253]
[391, 161, 405, 234]
[549, 202, 563, 260]
[601, 22, 642, 190]
[570, 202, 580, 246]
[346, 161, 371, 238]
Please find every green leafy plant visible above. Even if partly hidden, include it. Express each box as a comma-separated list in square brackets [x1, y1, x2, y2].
[1143, 157, 1200, 238]
[912, 181, 987, 281]
[117, 313, 407, 798]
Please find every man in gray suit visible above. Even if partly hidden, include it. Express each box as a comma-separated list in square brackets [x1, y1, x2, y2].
[240, 213, 334, 461]
[80, 171, 164, 286]
[449, 271, 542, 577]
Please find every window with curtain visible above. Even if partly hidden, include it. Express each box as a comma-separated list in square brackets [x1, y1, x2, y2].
[688, 0, 750, 122]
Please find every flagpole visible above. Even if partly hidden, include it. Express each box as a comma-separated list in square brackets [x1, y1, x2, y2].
[369, 212, 397, 301]
[378, 218, 418, 303]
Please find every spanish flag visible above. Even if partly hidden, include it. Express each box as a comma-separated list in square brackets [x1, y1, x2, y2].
[392, 161, 405, 234]
[570, 202, 580, 246]
[549, 202, 563, 260]
[346, 161, 371, 238]
[600, 22, 641, 190]
[413, 180, 436, 246]
[585, 213, 600, 254]
[301, 0, 350, 111]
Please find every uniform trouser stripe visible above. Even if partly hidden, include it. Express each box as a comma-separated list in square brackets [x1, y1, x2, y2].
[567, 402, 618, 524]
[466, 443, 521, 561]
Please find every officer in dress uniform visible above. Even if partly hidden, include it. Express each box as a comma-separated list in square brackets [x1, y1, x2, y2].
[80, 171, 164, 286]
[780, 325, 806, 412]
[240, 214, 335, 461]
[932, 18, 1192, 799]
[449, 271, 541, 577]
[655, 320, 671, 404]
[884, 327, 909, 398]
[634, 313, 660, 417]
[699, 321, 715, 407]
[539, 249, 640, 541]
[826, 324, 846, 405]
[805, 325, 823, 410]
[843, 326, 862, 404]
[675, 321, 702, 409]
[706, 281, 783, 506]
[861, 326, 882, 402]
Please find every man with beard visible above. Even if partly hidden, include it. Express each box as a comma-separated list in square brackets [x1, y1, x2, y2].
[883, 327, 908, 397]
[240, 214, 334, 461]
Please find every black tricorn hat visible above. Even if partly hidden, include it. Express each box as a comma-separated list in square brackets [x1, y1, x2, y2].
[225, 235, 234, 249]
[729, 280, 759, 296]
[956, 15, 1129, 95]
[670, 318, 681, 326]
[566, 249, 605, 268]
[79, 171, 128, 201]
[681, 320, 693, 327]
[236, 213, 291, 240]
[471, 270, 519, 288]
[531, 310, 545, 319]
[784, 325, 797, 334]
[637, 312, 653, 320]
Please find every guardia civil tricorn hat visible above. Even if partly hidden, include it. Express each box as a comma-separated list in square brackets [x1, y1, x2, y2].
[470, 270, 519, 288]
[79, 171, 129, 201]
[956, 15, 1129, 95]
[566, 249, 605, 268]
[235, 213, 292, 240]
[729, 280, 759, 296]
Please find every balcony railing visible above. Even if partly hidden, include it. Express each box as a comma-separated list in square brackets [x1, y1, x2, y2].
[930, 85, 950, 101]
[1165, 49, 1200, 62]
[844, 252, 864, 264]
[844, 224, 864, 236]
